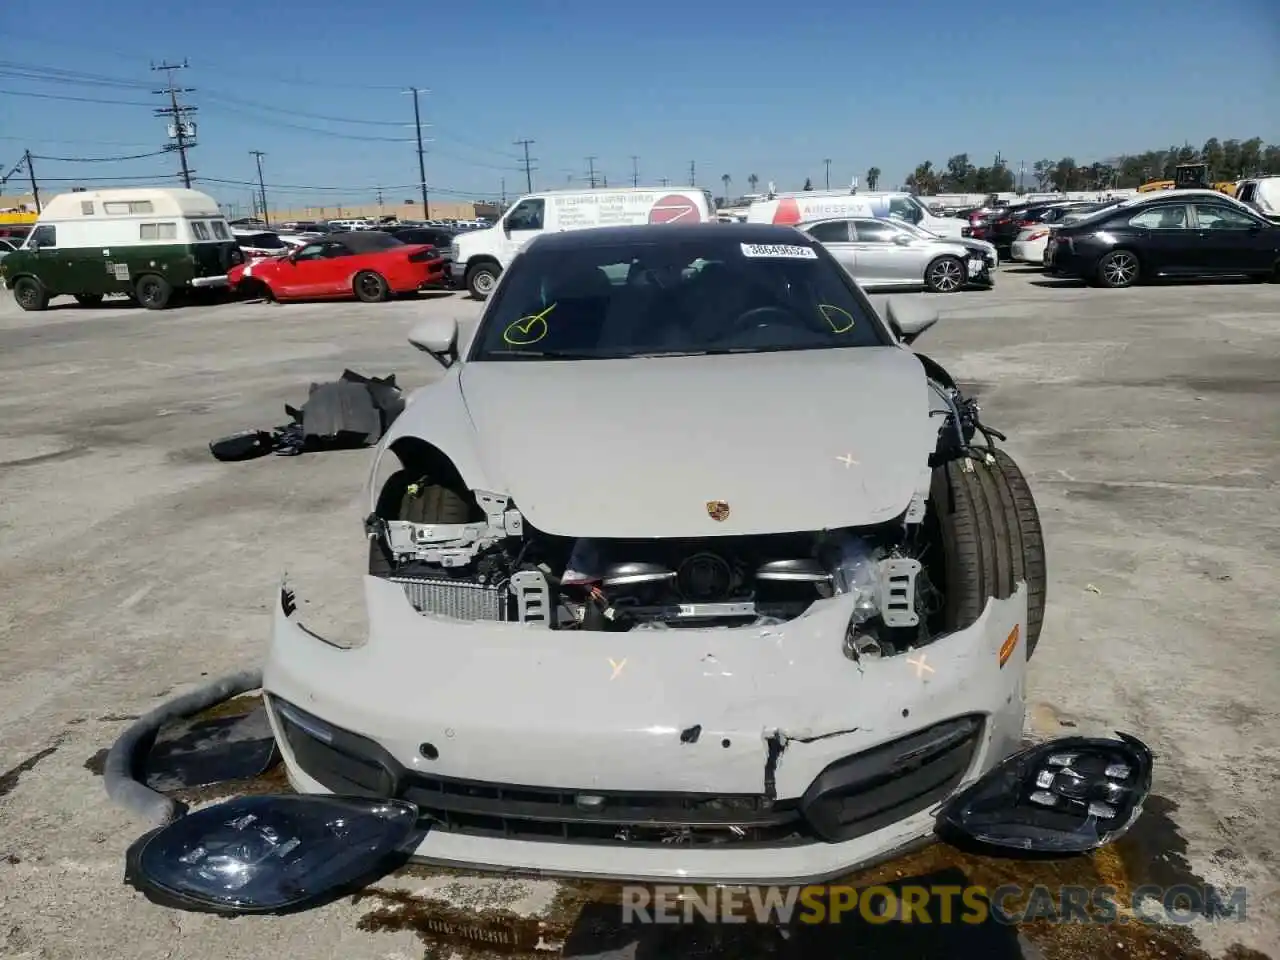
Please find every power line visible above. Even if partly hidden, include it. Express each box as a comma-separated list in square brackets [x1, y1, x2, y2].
[0, 87, 152, 106]
[29, 149, 169, 163]
[152, 60, 196, 188]
[513, 139, 537, 193]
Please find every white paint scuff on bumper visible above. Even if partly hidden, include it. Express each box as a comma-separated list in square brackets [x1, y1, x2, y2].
[263, 576, 1028, 884]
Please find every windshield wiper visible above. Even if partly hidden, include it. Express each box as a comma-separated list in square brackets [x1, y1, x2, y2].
[484, 349, 604, 360]
[628, 348, 756, 357]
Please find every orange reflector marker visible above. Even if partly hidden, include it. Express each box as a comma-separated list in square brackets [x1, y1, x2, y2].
[998, 625, 1020, 667]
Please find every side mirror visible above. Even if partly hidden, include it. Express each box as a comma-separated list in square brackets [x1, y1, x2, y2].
[501, 219, 512, 236]
[408, 315, 459, 369]
[893, 234, 913, 246]
[884, 297, 938, 345]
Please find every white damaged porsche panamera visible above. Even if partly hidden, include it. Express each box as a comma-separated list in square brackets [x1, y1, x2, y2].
[262, 222, 1048, 884]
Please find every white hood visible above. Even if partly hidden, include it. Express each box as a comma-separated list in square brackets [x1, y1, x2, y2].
[455, 348, 939, 538]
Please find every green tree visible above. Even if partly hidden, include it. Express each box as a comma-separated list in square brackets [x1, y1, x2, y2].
[905, 161, 938, 195]
[1222, 139, 1242, 178]
[802, 177, 814, 191]
[1050, 157, 1077, 191]
[1032, 159, 1054, 190]
[1264, 145, 1280, 175]
[942, 153, 974, 191]
[721, 173, 731, 200]
[747, 173, 759, 194]
[865, 166, 881, 190]
[1201, 138, 1224, 180]
[1239, 137, 1264, 177]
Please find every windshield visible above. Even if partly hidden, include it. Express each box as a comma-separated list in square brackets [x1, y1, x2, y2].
[469, 235, 890, 361]
[238, 232, 285, 249]
[892, 220, 942, 240]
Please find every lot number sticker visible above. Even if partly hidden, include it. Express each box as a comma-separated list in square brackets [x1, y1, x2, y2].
[740, 243, 818, 259]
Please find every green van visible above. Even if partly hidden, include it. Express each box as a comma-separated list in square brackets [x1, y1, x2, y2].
[0, 187, 244, 311]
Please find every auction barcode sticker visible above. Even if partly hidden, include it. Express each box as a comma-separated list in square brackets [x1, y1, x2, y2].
[740, 243, 818, 259]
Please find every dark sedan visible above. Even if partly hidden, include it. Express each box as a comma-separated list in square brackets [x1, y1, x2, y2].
[386, 225, 457, 285]
[1046, 193, 1280, 287]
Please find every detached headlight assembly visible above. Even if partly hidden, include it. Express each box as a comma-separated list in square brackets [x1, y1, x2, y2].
[937, 733, 1153, 854]
[125, 795, 419, 914]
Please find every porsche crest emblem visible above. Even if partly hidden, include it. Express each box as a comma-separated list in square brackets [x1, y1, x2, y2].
[706, 500, 730, 522]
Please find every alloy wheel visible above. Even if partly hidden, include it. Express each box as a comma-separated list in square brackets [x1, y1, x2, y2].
[930, 259, 963, 292]
[357, 274, 383, 299]
[1102, 253, 1137, 287]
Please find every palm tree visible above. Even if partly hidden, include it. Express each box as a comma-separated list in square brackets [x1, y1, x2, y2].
[866, 166, 881, 190]
[721, 173, 731, 203]
[748, 173, 759, 194]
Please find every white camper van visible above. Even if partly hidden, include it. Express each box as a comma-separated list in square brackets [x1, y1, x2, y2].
[450, 187, 716, 299]
[746, 190, 968, 241]
[0, 187, 242, 311]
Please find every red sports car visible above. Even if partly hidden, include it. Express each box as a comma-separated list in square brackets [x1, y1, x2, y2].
[228, 230, 446, 303]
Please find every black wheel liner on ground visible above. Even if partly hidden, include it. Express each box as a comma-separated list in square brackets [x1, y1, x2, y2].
[932, 447, 1046, 657]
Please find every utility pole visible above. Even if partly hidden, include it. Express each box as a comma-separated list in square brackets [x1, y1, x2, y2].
[249, 151, 268, 226]
[586, 156, 598, 189]
[407, 88, 431, 219]
[688, 161, 696, 187]
[376, 186, 384, 220]
[824, 158, 831, 190]
[152, 60, 196, 188]
[1018, 160, 1025, 192]
[631, 155, 639, 187]
[500, 177, 506, 206]
[513, 139, 537, 193]
[23, 151, 41, 212]
[659, 177, 669, 187]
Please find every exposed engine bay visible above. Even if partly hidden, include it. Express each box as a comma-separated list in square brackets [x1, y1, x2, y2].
[364, 377, 1008, 657]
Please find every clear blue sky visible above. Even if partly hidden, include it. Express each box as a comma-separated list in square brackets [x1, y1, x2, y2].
[2, 0, 1277, 210]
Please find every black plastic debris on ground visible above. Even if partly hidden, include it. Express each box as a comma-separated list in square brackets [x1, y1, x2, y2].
[143, 704, 279, 792]
[210, 369, 405, 461]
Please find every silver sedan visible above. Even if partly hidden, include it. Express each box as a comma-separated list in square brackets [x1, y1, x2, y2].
[800, 217, 996, 293]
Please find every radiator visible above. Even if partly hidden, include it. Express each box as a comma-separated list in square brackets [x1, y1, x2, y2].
[390, 576, 511, 622]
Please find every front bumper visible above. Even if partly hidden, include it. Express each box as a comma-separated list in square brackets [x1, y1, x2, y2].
[449, 260, 467, 283]
[264, 576, 1028, 884]
[190, 274, 230, 288]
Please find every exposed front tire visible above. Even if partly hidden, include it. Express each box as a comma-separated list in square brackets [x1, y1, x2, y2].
[369, 471, 473, 576]
[74, 293, 104, 307]
[925, 255, 966, 293]
[12, 277, 49, 312]
[353, 270, 390, 303]
[134, 274, 172, 310]
[931, 448, 1047, 658]
[1096, 250, 1139, 288]
[466, 261, 501, 300]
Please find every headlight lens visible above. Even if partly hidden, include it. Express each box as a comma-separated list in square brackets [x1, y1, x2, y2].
[126, 795, 419, 914]
[938, 733, 1153, 853]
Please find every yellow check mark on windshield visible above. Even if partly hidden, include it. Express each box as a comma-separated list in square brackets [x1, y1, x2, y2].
[503, 302, 557, 346]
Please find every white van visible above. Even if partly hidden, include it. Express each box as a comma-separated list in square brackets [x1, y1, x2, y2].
[451, 187, 716, 299]
[746, 191, 968, 240]
[1236, 177, 1280, 221]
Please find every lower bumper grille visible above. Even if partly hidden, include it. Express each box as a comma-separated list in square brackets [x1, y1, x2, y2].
[272, 696, 983, 850]
[800, 715, 983, 843]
